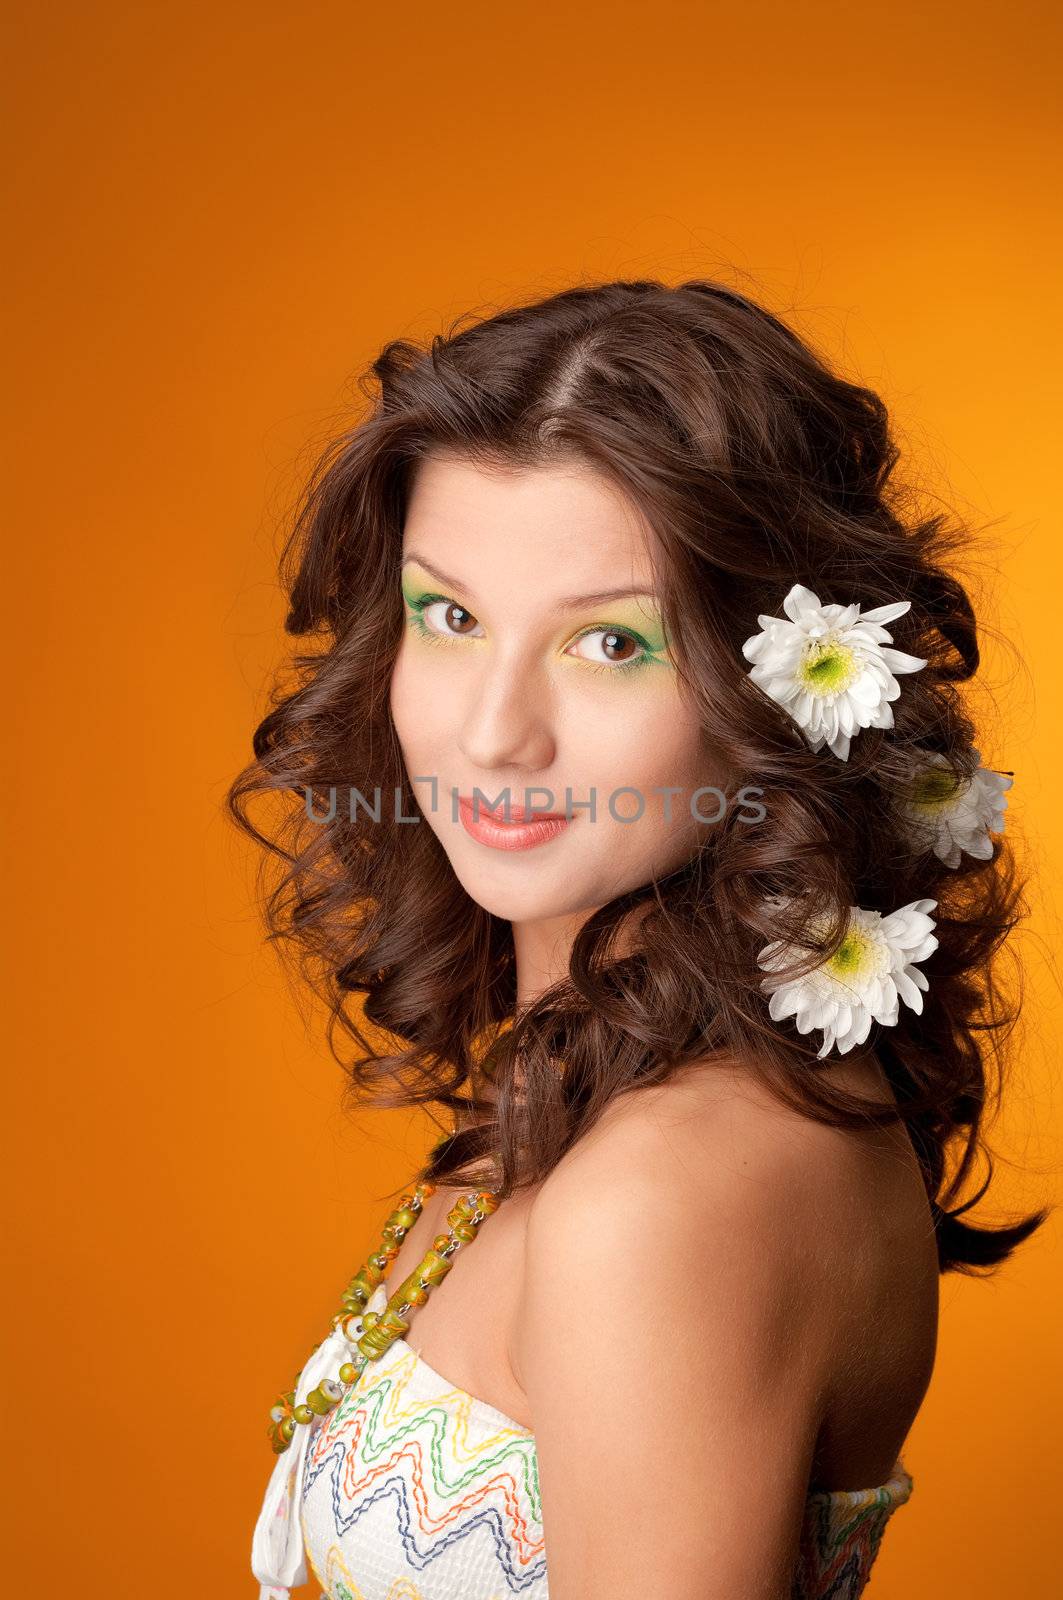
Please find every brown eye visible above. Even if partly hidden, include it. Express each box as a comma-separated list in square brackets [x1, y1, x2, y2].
[569, 627, 646, 669]
[421, 600, 484, 638]
[600, 631, 637, 662]
[444, 603, 478, 634]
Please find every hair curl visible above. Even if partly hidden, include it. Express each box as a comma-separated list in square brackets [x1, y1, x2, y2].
[228, 275, 1049, 1275]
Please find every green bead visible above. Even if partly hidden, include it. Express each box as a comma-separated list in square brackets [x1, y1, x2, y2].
[264, 1177, 505, 1456]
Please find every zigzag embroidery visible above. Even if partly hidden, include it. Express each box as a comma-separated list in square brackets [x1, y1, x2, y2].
[320, 1537, 527, 1600]
[307, 1347, 542, 1521]
[302, 1349, 546, 1588]
[300, 1329, 911, 1600]
[791, 1490, 898, 1598]
[306, 1468, 548, 1591]
[803, 1496, 893, 1553]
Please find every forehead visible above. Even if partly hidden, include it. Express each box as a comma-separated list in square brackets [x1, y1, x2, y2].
[402, 453, 659, 596]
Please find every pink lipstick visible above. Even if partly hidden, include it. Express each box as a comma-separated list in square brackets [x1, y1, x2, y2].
[458, 794, 573, 852]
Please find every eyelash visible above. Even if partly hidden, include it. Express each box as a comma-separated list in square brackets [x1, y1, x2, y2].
[403, 593, 655, 675]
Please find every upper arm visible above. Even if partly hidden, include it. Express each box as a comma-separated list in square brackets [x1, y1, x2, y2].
[513, 1092, 836, 1600]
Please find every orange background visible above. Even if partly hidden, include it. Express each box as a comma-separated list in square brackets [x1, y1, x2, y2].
[4, 3, 1060, 1593]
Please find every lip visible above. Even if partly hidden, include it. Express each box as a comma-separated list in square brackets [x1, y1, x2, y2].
[458, 794, 573, 852]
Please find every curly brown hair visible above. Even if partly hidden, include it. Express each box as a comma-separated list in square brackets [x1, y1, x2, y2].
[227, 275, 1048, 1276]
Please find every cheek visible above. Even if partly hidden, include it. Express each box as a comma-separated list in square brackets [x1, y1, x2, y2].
[390, 643, 445, 753]
[664, 720, 711, 785]
[569, 701, 708, 848]
[591, 694, 705, 789]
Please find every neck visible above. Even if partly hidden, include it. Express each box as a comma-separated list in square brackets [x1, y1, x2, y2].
[511, 908, 593, 1009]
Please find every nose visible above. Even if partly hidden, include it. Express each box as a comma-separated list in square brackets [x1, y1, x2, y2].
[457, 651, 556, 774]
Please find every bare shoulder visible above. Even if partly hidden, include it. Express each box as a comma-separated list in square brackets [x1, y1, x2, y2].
[510, 1051, 931, 1598]
[536, 1047, 905, 1226]
[517, 1055, 851, 1390]
[522, 1045, 935, 1349]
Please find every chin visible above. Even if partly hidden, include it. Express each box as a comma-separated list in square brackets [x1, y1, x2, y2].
[456, 879, 573, 923]
[443, 858, 587, 923]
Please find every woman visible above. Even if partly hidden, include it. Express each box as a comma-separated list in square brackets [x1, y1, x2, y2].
[237, 277, 1046, 1599]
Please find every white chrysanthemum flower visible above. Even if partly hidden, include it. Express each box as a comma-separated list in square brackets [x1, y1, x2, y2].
[742, 583, 928, 760]
[758, 899, 939, 1058]
[899, 748, 1012, 868]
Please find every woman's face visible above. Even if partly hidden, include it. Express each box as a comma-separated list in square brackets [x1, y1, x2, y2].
[389, 452, 725, 926]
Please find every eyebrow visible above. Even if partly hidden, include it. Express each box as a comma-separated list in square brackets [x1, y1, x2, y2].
[400, 552, 658, 612]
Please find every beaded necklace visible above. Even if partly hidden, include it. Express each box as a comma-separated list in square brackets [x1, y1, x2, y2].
[266, 1178, 501, 1454]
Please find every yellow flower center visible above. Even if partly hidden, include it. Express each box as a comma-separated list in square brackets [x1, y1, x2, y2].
[826, 928, 877, 981]
[798, 635, 860, 697]
[907, 765, 965, 813]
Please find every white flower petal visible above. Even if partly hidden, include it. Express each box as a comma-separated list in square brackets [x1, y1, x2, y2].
[742, 588, 925, 759]
[782, 584, 824, 621]
[758, 899, 937, 1058]
[861, 599, 912, 625]
[848, 674, 883, 707]
[878, 646, 929, 675]
[768, 986, 801, 1021]
[900, 757, 1013, 866]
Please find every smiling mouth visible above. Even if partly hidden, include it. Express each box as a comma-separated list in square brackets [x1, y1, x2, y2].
[461, 795, 570, 823]
[457, 794, 574, 852]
